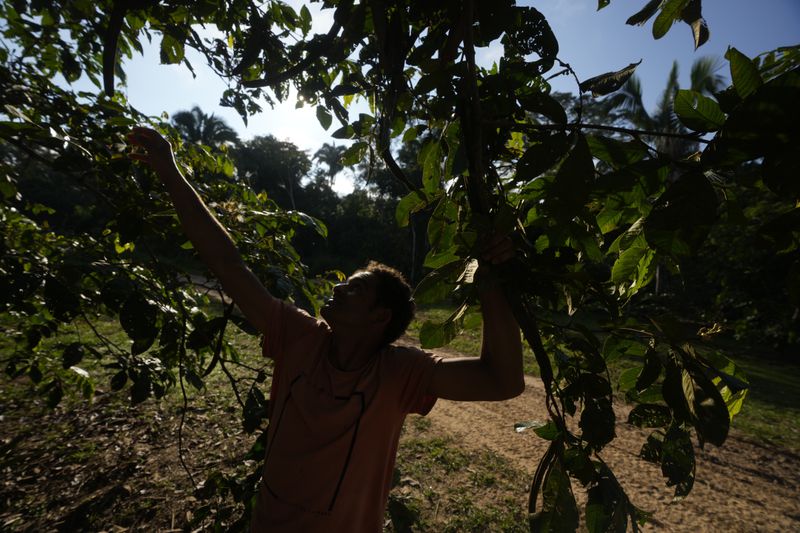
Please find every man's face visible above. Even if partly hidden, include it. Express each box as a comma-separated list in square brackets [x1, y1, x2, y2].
[320, 272, 389, 330]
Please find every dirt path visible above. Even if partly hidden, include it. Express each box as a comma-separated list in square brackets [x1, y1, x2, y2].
[414, 344, 800, 532]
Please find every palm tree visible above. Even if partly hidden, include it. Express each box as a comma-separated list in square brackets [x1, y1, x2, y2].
[603, 56, 726, 159]
[313, 143, 347, 186]
[171, 105, 239, 148]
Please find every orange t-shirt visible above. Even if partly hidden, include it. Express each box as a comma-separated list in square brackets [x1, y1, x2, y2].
[251, 300, 441, 532]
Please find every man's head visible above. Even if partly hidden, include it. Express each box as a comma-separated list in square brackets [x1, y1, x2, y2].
[320, 261, 415, 348]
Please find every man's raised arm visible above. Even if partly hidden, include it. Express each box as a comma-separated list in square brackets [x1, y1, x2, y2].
[127, 126, 275, 335]
[426, 236, 525, 401]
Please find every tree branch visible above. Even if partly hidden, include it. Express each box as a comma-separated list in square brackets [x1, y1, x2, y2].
[486, 120, 711, 143]
[176, 310, 197, 488]
[459, 0, 491, 215]
[379, 146, 418, 193]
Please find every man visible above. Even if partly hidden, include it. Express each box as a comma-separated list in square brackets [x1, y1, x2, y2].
[127, 126, 524, 532]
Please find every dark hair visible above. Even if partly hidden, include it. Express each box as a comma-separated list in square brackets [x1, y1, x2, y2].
[361, 261, 415, 347]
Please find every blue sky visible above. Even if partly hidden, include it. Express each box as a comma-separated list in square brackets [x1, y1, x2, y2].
[113, 1, 799, 193]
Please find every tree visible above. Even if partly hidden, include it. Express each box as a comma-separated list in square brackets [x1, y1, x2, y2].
[1, 0, 799, 530]
[171, 105, 240, 148]
[233, 135, 312, 209]
[312, 142, 347, 186]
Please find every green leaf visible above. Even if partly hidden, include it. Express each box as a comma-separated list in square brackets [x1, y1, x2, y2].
[626, 0, 663, 26]
[402, 125, 421, 143]
[700, 352, 749, 420]
[418, 302, 467, 348]
[340, 141, 368, 166]
[427, 197, 458, 250]
[726, 47, 763, 98]
[110, 370, 127, 391]
[686, 362, 731, 447]
[514, 419, 547, 433]
[501, 7, 558, 72]
[533, 420, 561, 441]
[644, 171, 718, 255]
[185, 369, 204, 391]
[628, 404, 672, 428]
[662, 363, 693, 423]
[586, 135, 648, 169]
[579, 60, 642, 96]
[580, 373, 612, 399]
[330, 84, 360, 97]
[331, 124, 355, 139]
[413, 261, 465, 305]
[46, 380, 64, 408]
[515, 131, 570, 183]
[597, 0, 611, 9]
[299, 5, 312, 34]
[585, 468, 629, 533]
[652, 0, 690, 39]
[603, 336, 648, 362]
[62, 342, 85, 369]
[243, 386, 268, 433]
[423, 245, 461, 269]
[617, 367, 641, 392]
[517, 93, 567, 124]
[636, 349, 662, 392]
[532, 460, 579, 533]
[585, 499, 610, 533]
[131, 374, 151, 404]
[611, 236, 647, 284]
[680, 0, 708, 49]
[640, 431, 664, 464]
[44, 277, 80, 322]
[419, 140, 442, 192]
[315, 106, 332, 130]
[551, 133, 595, 217]
[661, 426, 695, 500]
[119, 294, 159, 352]
[160, 33, 185, 64]
[73, 368, 95, 399]
[28, 361, 43, 384]
[580, 398, 616, 449]
[673, 90, 725, 132]
[395, 191, 435, 227]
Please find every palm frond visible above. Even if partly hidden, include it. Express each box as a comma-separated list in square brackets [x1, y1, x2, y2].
[690, 55, 727, 95]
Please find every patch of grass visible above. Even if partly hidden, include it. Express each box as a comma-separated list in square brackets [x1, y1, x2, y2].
[410, 415, 432, 432]
[727, 354, 800, 452]
[388, 430, 529, 532]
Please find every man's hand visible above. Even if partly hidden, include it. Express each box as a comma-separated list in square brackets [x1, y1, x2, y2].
[475, 233, 516, 293]
[479, 233, 515, 267]
[126, 126, 176, 175]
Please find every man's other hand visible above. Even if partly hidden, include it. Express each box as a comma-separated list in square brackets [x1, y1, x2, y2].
[127, 126, 175, 174]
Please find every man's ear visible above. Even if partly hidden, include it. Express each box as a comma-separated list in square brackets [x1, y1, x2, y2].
[372, 306, 392, 327]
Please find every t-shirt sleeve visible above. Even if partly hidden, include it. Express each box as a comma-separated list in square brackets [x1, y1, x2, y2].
[261, 298, 325, 363]
[395, 347, 442, 415]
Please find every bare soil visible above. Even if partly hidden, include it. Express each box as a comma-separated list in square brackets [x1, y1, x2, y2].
[419, 342, 800, 533]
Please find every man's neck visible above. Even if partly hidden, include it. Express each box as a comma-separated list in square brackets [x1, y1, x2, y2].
[328, 329, 384, 371]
